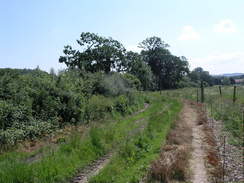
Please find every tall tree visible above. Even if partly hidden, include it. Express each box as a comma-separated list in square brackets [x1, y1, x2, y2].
[59, 32, 126, 73]
[189, 67, 214, 86]
[126, 51, 155, 90]
[139, 37, 189, 89]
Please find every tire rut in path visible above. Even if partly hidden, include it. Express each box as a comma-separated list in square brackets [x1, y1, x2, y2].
[71, 103, 150, 183]
[72, 153, 113, 183]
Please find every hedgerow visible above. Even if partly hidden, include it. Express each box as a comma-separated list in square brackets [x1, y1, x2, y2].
[0, 68, 147, 147]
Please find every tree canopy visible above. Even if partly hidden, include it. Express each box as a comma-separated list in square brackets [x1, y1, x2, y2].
[139, 36, 189, 89]
[59, 32, 126, 73]
[59, 32, 193, 90]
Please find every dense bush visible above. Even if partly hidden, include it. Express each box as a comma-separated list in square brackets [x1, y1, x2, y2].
[114, 95, 129, 114]
[97, 72, 132, 96]
[122, 73, 142, 90]
[85, 95, 113, 121]
[0, 121, 54, 146]
[0, 68, 146, 146]
[0, 101, 31, 130]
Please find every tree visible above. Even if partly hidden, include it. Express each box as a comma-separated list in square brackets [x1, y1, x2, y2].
[157, 54, 189, 89]
[222, 77, 231, 85]
[59, 32, 126, 73]
[230, 77, 236, 85]
[139, 37, 171, 77]
[49, 68, 56, 76]
[139, 37, 189, 89]
[189, 67, 214, 86]
[126, 51, 155, 90]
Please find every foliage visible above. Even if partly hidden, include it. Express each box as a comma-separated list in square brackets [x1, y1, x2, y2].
[0, 101, 31, 130]
[189, 67, 213, 86]
[96, 72, 131, 96]
[140, 36, 189, 89]
[163, 86, 244, 146]
[126, 51, 155, 90]
[0, 68, 143, 146]
[59, 32, 126, 73]
[59, 32, 191, 90]
[0, 93, 163, 183]
[85, 95, 113, 121]
[90, 97, 182, 183]
[114, 95, 129, 114]
[0, 121, 54, 146]
[121, 73, 141, 90]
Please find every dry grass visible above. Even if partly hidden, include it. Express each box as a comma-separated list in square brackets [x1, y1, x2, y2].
[167, 101, 193, 146]
[147, 101, 192, 183]
[147, 101, 223, 183]
[150, 145, 189, 182]
[196, 104, 223, 183]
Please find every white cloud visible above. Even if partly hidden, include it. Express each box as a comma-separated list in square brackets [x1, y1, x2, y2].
[126, 45, 142, 53]
[189, 51, 244, 74]
[213, 19, 237, 33]
[178, 26, 200, 41]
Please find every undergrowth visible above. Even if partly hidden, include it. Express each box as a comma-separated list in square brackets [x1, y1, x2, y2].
[89, 96, 181, 183]
[162, 86, 244, 146]
[0, 93, 167, 183]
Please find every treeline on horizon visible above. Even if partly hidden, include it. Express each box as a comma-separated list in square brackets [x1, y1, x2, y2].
[0, 32, 242, 147]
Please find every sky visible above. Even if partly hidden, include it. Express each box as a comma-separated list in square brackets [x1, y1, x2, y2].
[0, 0, 243, 74]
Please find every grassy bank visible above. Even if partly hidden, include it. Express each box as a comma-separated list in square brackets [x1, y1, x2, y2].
[0, 93, 179, 183]
[163, 86, 244, 145]
[89, 96, 182, 182]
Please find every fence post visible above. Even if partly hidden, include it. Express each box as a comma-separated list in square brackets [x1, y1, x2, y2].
[210, 102, 213, 127]
[242, 110, 244, 150]
[210, 102, 213, 116]
[233, 86, 237, 103]
[197, 89, 199, 103]
[222, 135, 226, 183]
[219, 85, 222, 97]
[201, 81, 204, 103]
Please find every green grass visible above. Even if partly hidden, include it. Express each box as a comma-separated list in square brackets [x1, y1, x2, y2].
[162, 86, 244, 146]
[0, 93, 180, 183]
[89, 97, 182, 183]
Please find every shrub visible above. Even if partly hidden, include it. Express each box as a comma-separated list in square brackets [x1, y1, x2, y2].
[0, 121, 54, 146]
[122, 73, 142, 90]
[0, 101, 31, 130]
[114, 95, 129, 114]
[89, 128, 105, 155]
[97, 73, 131, 97]
[85, 95, 113, 121]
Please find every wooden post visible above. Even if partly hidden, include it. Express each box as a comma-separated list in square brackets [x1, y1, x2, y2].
[219, 85, 222, 97]
[233, 86, 237, 103]
[197, 88, 199, 103]
[210, 102, 213, 116]
[159, 76, 162, 95]
[242, 110, 244, 152]
[222, 136, 226, 183]
[201, 81, 204, 103]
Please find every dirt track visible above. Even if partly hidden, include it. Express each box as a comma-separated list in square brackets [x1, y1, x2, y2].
[148, 101, 214, 183]
[186, 104, 208, 183]
[71, 102, 222, 183]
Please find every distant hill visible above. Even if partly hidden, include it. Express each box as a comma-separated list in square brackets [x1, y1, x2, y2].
[0, 68, 49, 76]
[222, 73, 244, 77]
[213, 73, 244, 77]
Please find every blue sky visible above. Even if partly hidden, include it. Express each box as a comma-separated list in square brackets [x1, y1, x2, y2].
[0, 0, 243, 74]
